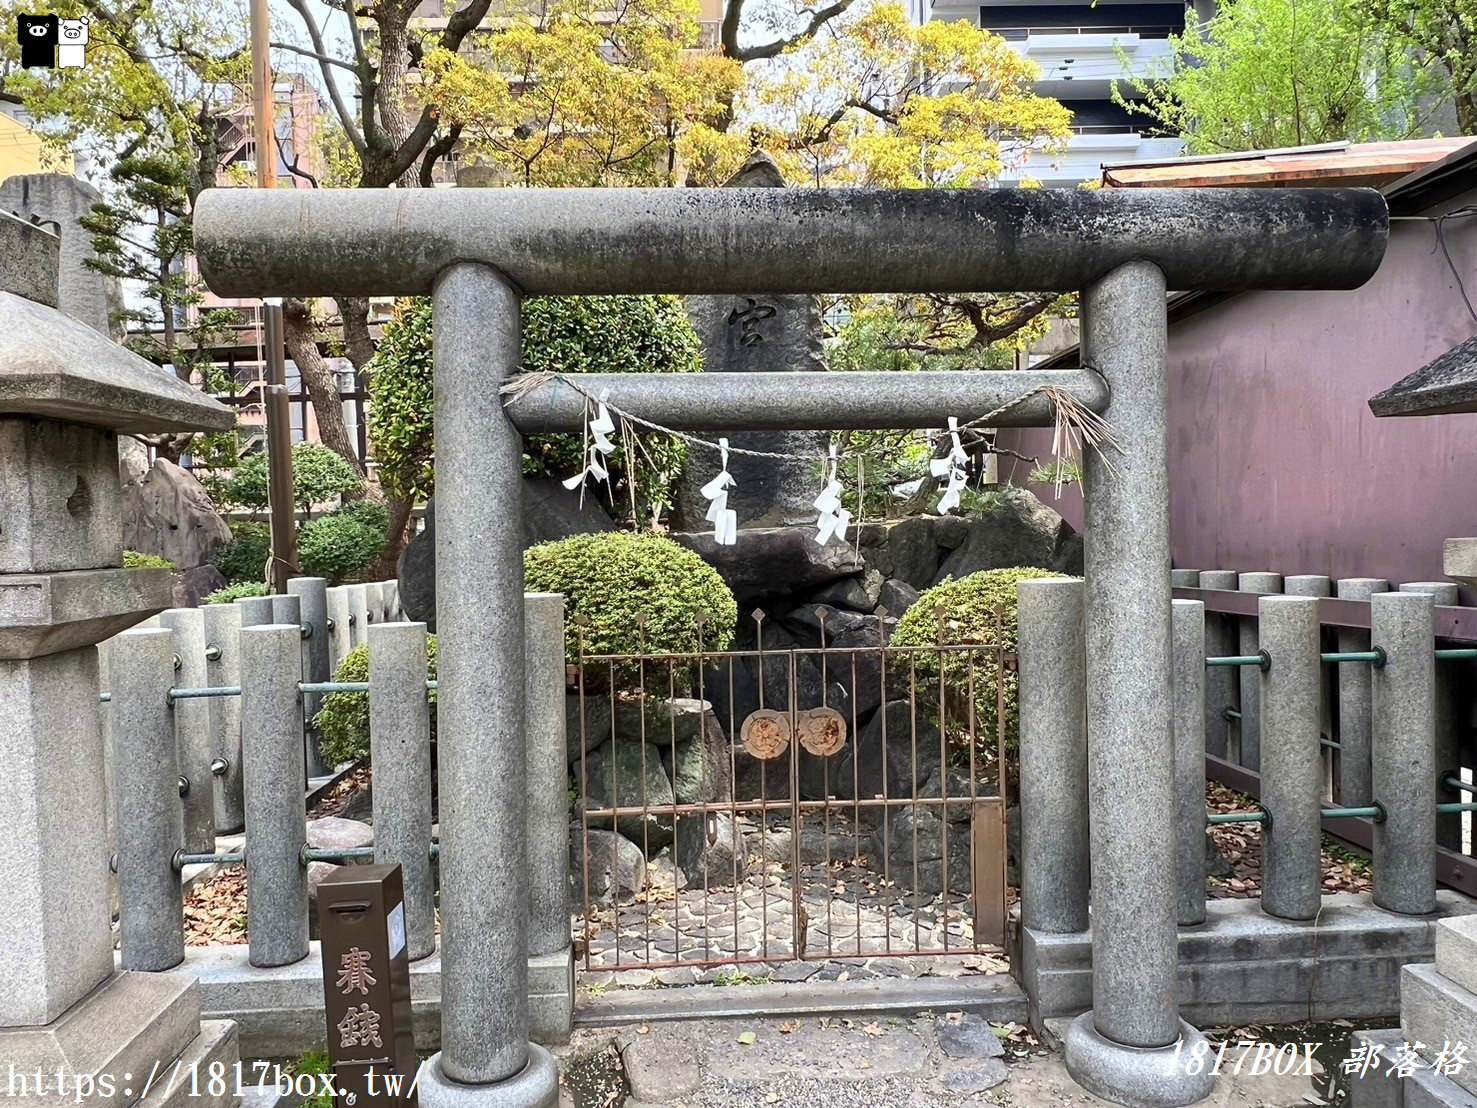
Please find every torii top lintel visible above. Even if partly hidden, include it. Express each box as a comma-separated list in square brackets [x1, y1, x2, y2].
[194, 186, 1388, 301]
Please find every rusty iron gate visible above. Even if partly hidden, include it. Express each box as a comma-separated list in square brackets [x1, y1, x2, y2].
[572, 607, 1013, 972]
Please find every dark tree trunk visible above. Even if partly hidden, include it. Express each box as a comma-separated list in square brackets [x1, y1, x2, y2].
[283, 297, 366, 478]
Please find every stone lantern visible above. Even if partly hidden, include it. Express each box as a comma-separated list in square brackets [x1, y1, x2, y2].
[0, 212, 241, 1101]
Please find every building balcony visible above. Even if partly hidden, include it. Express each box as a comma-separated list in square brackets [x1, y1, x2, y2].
[1003, 132, 1184, 188]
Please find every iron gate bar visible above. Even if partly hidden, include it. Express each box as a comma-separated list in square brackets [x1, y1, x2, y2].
[194, 187, 1387, 297]
[574, 625, 1007, 971]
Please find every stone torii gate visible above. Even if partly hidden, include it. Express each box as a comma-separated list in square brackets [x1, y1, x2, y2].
[194, 185, 1388, 1108]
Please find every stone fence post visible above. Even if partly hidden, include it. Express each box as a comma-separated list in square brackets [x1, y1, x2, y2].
[1016, 577, 1088, 935]
[1400, 582, 1463, 851]
[204, 602, 245, 833]
[1335, 578, 1388, 806]
[326, 585, 353, 674]
[1198, 570, 1239, 760]
[1257, 596, 1322, 922]
[240, 623, 309, 967]
[348, 584, 370, 651]
[1171, 599, 1206, 927]
[370, 621, 437, 961]
[160, 608, 214, 853]
[1372, 591, 1437, 915]
[112, 627, 186, 971]
[526, 593, 574, 1043]
[290, 576, 331, 778]
[1236, 572, 1283, 772]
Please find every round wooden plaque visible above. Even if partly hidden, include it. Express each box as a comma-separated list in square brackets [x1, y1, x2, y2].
[740, 708, 791, 760]
[798, 707, 848, 757]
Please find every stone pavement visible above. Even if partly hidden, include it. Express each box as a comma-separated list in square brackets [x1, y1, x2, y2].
[579, 848, 983, 979]
[553, 1014, 1332, 1108]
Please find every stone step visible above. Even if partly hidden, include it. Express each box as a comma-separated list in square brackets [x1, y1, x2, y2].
[134, 1021, 240, 1108]
[1436, 915, 1477, 996]
[0, 970, 201, 1108]
[1402, 964, 1477, 1099]
[1406, 1067, 1477, 1107]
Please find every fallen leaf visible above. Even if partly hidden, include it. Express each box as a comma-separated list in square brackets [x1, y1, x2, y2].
[738, 1031, 757, 1045]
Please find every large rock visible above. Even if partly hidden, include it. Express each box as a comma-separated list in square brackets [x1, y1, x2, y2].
[932, 486, 1083, 583]
[566, 694, 612, 764]
[671, 152, 826, 531]
[122, 458, 231, 570]
[834, 699, 942, 811]
[810, 570, 884, 613]
[886, 807, 972, 897]
[671, 526, 863, 602]
[877, 578, 920, 616]
[673, 810, 745, 890]
[583, 738, 675, 851]
[305, 816, 374, 862]
[171, 564, 226, 608]
[398, 478, 616, 627]
[661, 706, 731, 805]
[570, 825, 646, 904]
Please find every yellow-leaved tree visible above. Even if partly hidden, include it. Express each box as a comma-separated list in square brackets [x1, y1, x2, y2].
[420, 0, 744, 187]
[684, 2, 1071, 188]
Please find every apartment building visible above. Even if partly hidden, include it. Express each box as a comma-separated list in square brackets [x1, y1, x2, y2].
[919, 0, 1211, 186]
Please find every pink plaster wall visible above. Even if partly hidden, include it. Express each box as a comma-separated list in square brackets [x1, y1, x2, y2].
[1002, 188, 1477, 599]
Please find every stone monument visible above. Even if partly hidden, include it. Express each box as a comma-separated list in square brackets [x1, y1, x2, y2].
[671, 151, 827, 530]
[0, 211, 241, 1104]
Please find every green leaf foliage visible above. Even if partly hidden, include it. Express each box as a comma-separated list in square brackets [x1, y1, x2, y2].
[1115, 0, 1440, 153]
[891, 566, 1065, 759]
[316, 637, 438, 767]
[333, 498, 391, 534]
[368, 295, 701, 522]
[523, 532, 737, 667]
[212, 521, 272, 584]
[297, 510, 389, 585]
[216, 443, 362, 514]
[204, 580, 270, 604]
[123, 550, 178, 571]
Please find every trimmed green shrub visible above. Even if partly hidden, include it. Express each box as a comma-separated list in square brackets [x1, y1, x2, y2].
[297, 510, 388, 585]
[123, 550, 178, 571]
[334, 497, 391, 534]
[891, 566, 1065, 759]
[216, 443, 362, 514]
[316, 637, 438, 767]
[523, 532, 736, 668]
[204, 580, 270, 604]
[212, 522, 272, 584]
[368, 295, 701, 522]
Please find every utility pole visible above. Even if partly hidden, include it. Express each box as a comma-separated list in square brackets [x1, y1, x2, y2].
[251, 0, 296, 592]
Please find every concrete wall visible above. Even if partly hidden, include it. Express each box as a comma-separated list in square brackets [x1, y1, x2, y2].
[1002, 184, 1477, 600]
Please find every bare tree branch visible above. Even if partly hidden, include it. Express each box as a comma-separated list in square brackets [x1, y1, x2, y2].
[282, 0, 368, 155]
[728, 0, 856, 61]
[271, 40, 358, 72]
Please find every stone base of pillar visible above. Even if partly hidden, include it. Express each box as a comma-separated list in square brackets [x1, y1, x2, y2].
[528, 947, 574, 1045]
[0, 971, 239, 1108]
[1014, 893, 1477, 1032]
[1064, 1012, 1217, 1107]
[188, 941, 573, 1059]
[416, 1047, 559, 1108]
